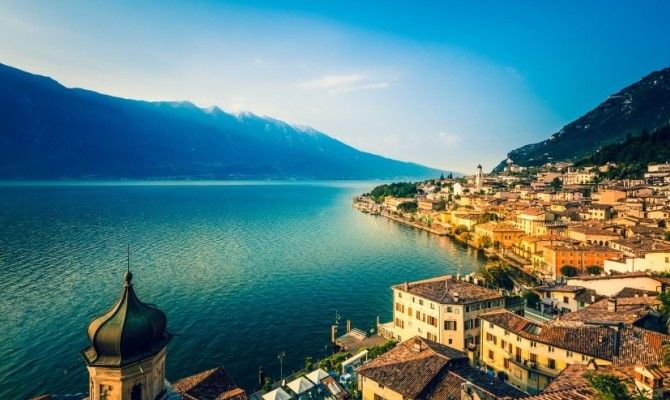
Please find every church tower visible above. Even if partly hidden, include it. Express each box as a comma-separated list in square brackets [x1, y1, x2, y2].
[82, 272, 172, 400]
[475, 164, 483, 191]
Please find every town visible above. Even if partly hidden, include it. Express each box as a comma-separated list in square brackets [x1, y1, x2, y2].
[34, 161, 670, 400]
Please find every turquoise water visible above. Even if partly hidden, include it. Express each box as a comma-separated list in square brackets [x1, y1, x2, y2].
[0, 181, 485, 399]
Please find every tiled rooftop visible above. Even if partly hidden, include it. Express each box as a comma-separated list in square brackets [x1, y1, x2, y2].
[173, 366, 247, 400]
[393, 276, 503, 305]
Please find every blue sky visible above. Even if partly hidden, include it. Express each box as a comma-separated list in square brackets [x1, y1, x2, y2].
[1, 1, 669, 173]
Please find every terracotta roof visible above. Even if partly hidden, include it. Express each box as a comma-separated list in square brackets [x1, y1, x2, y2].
[173, 367, 247, 400]
[394, 276, 502, 305]
[554, 297, 658, 325]
[357, 336, 524, 400]
[480, 310, 668, 365]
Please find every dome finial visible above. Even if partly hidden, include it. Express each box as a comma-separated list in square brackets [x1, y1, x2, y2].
[125, 245, 132, 286]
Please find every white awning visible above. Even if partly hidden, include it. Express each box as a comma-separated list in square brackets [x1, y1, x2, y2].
[305, 368, 329, 384]
[287, 376, 315, 395]
[263, 387, 292, 400]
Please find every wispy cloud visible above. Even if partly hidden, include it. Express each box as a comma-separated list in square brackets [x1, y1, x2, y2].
[437, 131, 462, 145]
[299, 74, 392, 94]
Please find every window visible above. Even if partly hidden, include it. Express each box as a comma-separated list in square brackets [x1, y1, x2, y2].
[563, 296, 569, 304]
[529, 353, 537, 363]
[395, 318, 404, 328]
[530, 341, 537, 348]
[426, 315, 437, 327]
[419, 299, 424, 306]
[501, 340, 506, 349]
[430, 303, 435, 309]
[131, 384, 141, 400]
[503, 358, 510, 370]
[489, 322, 494, 328]
[427, 332, 437, 341]
[395, 302, 404, 313]
[548, 346, 555, 353]
[398, 292, 402, 298]
[374, 394, 385, 400]
[416, 310, 421, 320]
[407, 307, 412, 316]
[446, 306, 453, 313]
[444, 320, 457, 331]
[548, 358, 556, 369]
[465, 306, 470, 312]
[566, 350, 573, 357]
[528, 371, 538, 380]
[504, 330, 509, 336]
[448, 338, 453, 344]
[488, 350, 494, 360]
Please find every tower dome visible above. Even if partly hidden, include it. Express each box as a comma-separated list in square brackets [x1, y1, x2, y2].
[82, 271, 172, 367]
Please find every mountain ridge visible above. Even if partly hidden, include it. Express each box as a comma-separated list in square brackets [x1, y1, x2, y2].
[495, 66, 670, 172]
[0, 62, 449, 180]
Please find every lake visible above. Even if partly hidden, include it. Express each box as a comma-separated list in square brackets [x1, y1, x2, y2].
[0, 181, 486, 398]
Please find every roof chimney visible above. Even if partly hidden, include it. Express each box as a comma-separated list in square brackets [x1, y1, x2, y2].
[413, 338, 423, 352]
[404, 281, 409, 291]
[453, 292, 459, 303]
[607, 297, 617, 312]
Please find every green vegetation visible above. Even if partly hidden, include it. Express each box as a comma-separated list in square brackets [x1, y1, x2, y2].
[584, 371, 647, 400]
[586, 265, 602, 275]
[549, 177, 562, 191]
[522, 290, 541, 308]
[369, 182, 420, 203]
[560, 265, 579, 277]
[317, 352, 351, 374]
[454, 224, 469, 235]
[479, 234, 492, 249]
[575, 125, 670, 179]
[478, 262, 515, 291]
[398, 201, 418, 212]
[363, 341, 396, 359]
[478, 212, 499, 224]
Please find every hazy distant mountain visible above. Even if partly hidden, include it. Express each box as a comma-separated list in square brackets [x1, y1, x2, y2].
[495, 67, 670, 172]
[0, 63, 446, 180]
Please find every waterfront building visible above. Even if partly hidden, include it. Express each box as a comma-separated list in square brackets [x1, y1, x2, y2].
[383, 196, 416, 212]
[356, 336, 525, 400]
[380, 275, 504, 354]
[478, 310, 669, 394]
[47, 271, 246, 400]
[473, 223, 524, 249]
[541, 244, 622, 280]
[566, 272, 670, 297]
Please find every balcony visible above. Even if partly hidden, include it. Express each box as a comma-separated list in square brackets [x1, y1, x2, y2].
[507, 356, 560, 378]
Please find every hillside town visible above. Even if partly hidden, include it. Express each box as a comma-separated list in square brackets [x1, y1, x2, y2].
[347, 160, 670, 399]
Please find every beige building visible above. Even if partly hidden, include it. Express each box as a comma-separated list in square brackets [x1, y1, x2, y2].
[478, 310, 668, 394]
[357, 336, 525, 400]
[474, 222, 524, 249]
[382, 275, 504, 354]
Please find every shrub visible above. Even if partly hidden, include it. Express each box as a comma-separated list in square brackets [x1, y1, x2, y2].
[560, 265, 579, 277]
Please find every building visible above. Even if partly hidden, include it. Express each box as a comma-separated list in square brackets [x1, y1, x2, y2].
[478, 310, 669, 394]
[567, 225, 620, 246]
[474, 223, 524, 249]
[563, 170, 596, 185]
[357, 336, 525, 400]
[541, 244, 622, 279]
[475, 164, 483, 192]
[593, 189, 626, 205]
[566, 272, 670, 297]
[381, 275, 504, 353]
[74, 271, 245, 400]
[383, 197, 416, 211]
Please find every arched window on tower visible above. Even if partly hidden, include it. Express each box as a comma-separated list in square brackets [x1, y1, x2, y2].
[131, 383, 142, 400]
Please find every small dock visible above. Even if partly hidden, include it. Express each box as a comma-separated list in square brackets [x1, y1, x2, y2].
[335, 328, 388, 353]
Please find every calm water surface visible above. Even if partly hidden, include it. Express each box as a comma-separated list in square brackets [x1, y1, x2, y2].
[0, 181, 486, 398]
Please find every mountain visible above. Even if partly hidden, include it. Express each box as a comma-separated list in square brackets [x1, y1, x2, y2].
[495, 67, 670, 172]
[0, 63, 446, 180]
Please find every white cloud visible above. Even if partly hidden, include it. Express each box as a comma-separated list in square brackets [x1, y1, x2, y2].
[437, 131, 462, 145]
[299, 74, 392, 95]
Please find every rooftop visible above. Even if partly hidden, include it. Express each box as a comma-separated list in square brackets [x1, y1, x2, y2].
[393, 276, 503, 305]
[553, 297, 659, 326]
[172, 366, 247, 400]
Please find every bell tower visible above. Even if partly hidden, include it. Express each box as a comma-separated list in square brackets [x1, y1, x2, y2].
[82, 272, 172, 400]
[475, 164, 483, 191]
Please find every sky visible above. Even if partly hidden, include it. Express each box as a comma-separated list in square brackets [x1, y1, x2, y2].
[1, 1, 669, 173]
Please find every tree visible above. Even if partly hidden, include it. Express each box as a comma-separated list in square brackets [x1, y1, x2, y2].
[522, 290, 541, 308]
[586, 265, 602, 275]
[560, 265, 579, 277]
[479, 262, 515, 291]
[497, 371, 509, 381]
[549, 177, 563, 191]
[440, 173, 445, 180]
[262, 377, 274, 393]
[462, 231, 473, 245]
[584, 371, 647, 400]
[665, 231, 670, 241]
[397, 201, 418, 212]
[479, 234, 492, 249]
[454, 224, 469, 235]
[304, 356, 313, 372]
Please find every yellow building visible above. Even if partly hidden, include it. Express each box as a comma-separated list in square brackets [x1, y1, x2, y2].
[357, 336, 525, 400]
[383, 196, 415, 211]
[382, 275, 504, 354]
[478, 310, 668, 394]
[474, 222, 524, 249]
